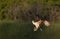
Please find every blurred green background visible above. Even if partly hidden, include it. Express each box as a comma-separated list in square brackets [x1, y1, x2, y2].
[0, 21, 60, 39]
[0, 0, 60, 39]
[0, 0, 60, 22]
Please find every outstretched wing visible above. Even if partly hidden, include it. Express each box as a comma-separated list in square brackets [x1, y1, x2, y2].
[44, 20, 50, 27]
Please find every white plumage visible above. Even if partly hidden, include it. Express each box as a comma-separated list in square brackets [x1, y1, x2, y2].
[32, 20, 42, 31]
[44, 20, 50, 27]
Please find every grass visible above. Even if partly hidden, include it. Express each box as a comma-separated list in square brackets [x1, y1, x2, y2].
[0, 21, 60, 39]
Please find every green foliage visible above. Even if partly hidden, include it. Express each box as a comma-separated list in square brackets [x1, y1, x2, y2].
[0, 22, 60, 39]
[0, 0, 60, 21]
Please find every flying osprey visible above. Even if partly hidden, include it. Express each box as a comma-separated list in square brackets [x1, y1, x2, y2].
[32, 14, 50, 31]
[32, 20, 50, 31]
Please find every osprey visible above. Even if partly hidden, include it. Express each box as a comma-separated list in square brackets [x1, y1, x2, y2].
[32, 20, 50, 31]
